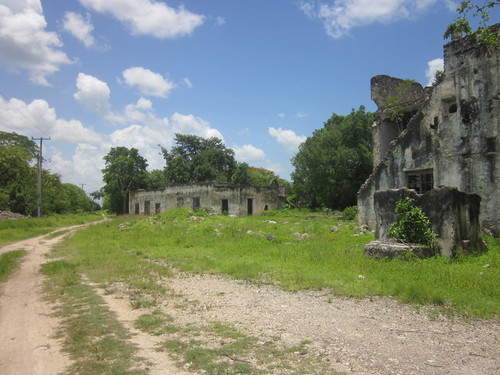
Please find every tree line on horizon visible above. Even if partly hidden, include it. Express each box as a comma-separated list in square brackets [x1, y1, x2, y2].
[99, 106, 373, 214]
[1, 106, 373, 216]
[0, 131, 98, 216]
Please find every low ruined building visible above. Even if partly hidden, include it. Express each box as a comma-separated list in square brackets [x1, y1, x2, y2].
[358, 23, 500, 239]
[129, 182, 286, 216]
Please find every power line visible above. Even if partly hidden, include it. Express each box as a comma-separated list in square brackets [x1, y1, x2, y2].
[32, 136, 51, 218]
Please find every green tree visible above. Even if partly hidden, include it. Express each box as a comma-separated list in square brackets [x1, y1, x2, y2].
[388, 197, 436, 247]
[444, 1, 499, 45]
[0, 131, 96, 215]
[60, 183, 95, 213]
[102, 147, 148, 214]
[291, 106, 373, 209]
[0, 132, 38, 214]
[231, 162, 252, 185]
[145, 169, 167, 190]
[161, 134, 237, 184]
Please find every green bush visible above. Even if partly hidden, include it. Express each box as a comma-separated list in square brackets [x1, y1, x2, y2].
[388, 197, 435, 247]
[342, 206, 357, 221]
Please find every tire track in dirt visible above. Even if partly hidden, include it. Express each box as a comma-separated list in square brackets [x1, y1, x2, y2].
[0, 228, 85, 375]
[0, 225, 194, 375]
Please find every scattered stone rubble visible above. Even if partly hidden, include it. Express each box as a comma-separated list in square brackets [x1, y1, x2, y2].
[0, 211, 29, 220]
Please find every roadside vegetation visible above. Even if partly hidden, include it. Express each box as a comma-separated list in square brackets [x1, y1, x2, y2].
[41, 259, 146, 375]
[0, 213, 105, 247]
[0, 250, 25, 282]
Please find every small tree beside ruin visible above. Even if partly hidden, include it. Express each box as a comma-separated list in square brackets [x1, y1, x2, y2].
[388, 197, 436, 247]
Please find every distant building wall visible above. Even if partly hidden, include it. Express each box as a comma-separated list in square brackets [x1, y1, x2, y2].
[129, 183, 286, 216]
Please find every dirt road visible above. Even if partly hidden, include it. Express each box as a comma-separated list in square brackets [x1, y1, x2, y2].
[0, 227, 499, 374]
[0, 228, 82, 374]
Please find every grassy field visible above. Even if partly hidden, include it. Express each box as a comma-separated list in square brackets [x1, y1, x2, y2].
[32, 208, 498, 374]
[51, 207, 499, 318]
[0, 212, 106, 247]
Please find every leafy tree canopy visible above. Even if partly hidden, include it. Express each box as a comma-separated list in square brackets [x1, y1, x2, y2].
[102, 147, 148, 214]
[161, 134, 237, 184]
[231, 164, 288, 187]
[291, 106, 374, 210]
[1, 132, 96, 215]
[444, 1, 499, 45]
[0, 131, 38, 160]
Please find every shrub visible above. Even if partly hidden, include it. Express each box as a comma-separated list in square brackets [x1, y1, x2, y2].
[342, 206, 357, 221]
[388, 197, 435, 247]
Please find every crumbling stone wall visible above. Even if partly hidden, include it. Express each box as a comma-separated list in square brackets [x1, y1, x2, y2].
[358, 24, 500, 236]
[372, 188, 484, 257]
[129, 183, 285, 216]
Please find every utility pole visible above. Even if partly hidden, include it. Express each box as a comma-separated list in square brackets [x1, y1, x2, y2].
[32, 136, 51, 218]
[79, 183, 86, 192]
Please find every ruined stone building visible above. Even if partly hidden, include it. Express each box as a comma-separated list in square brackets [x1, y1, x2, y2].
[358, 24, 499, 237]
[129, 182, 286, 216]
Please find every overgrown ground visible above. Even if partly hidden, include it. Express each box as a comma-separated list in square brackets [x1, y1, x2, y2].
[0, 212, 105, 247]
[52, 208, 499, 318]
[35, 208, 499, 374]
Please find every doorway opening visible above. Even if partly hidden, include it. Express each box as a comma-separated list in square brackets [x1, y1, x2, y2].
[247, 198, 253, 215]
[221, 199, 229, 214]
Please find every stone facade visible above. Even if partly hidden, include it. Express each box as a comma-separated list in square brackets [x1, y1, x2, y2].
[370, 188, 484, 257]
[358, 24, 500, 236]
[129, 183, 286, 216]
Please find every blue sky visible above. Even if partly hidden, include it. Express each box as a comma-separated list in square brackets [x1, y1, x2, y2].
[1, 0, 498, 194]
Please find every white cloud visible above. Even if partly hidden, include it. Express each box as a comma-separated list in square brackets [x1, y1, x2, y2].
[0, 96, 100, 143]
[120, 98, 154, 123]
[79, 0, 205, 38]
[49, 143, 105, 193]
[169, 113, 224, 140]
[296, 112, 309, 118]
[216, 17, 226, 26]
[425, 58, 444, 86]
[74, 73, 111, 114]
[0, 94, 225, 192]
[122, 67, 175, 98]
[299, 0, 447, 38]
[268, 127, 307, 153]
[183, 78, 193, 88]
[232, 144, 266, 163]
[62, 12, 95, 48]
[0, 0, 72, 85]
[106, 111, 224, 170]
[277, 112, 286, 118]
[135, 97, 152, 110]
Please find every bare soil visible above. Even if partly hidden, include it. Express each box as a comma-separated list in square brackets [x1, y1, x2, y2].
[1, 227, 499, 374]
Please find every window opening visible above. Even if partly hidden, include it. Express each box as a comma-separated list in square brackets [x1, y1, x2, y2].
[431, 116, 438, 130]
[177, 197, 184, 206]
[135, 204, 139, 214]
[144, 201, 151, 215]
[406, 169, 433, 193]
[155, 203, 161, 214]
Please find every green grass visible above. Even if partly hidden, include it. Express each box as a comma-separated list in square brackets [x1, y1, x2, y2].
[0, 213, 105, 247]
[51, 208, 499, 318]
[158, 321, 323, 374]
[0, 250, 26, 282]
[41, 260, 146, 375]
